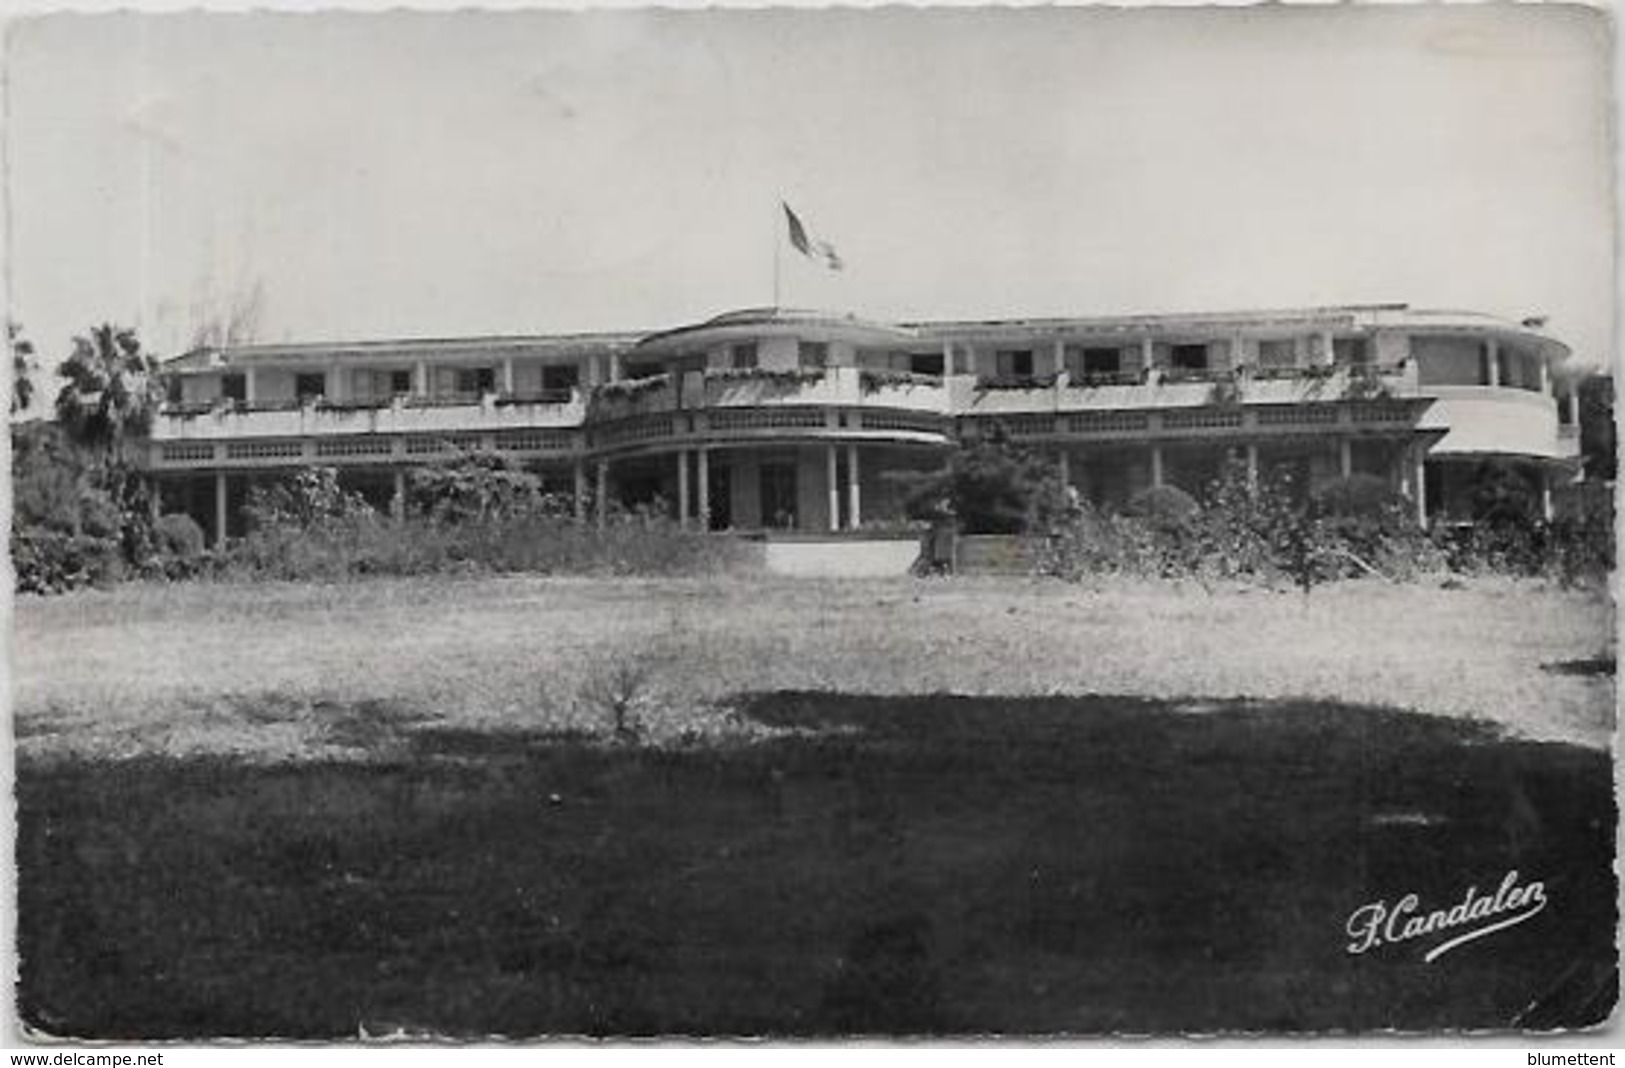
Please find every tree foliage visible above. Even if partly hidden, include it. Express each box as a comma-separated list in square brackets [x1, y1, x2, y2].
[10, 321, 36, 415]
[54, 324, 166, 467]
[407, 449, 551, 524]
[890, 425, 1064, 534]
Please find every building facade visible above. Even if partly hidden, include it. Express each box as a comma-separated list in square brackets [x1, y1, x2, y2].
[150, 303, 1585, 545]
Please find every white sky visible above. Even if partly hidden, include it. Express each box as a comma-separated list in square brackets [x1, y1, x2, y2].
[4, 5, 1616, 374]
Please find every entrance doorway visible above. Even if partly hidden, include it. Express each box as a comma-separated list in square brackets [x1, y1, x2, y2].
[760, 461, 797, 530]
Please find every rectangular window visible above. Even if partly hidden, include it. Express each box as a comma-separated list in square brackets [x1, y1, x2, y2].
[1081, 347, 1122, 376]
[1257, 339, 1296, 368]
[295, 372, 327, 400]
[1170, 344, 1208, 371]
[221, 373, 246, 402]
[730, 343, 759, 370]
[995, 349, 1034, 379]
[798, 341, 829, 370]
[1333, 337, 1371, 366]
[389, 370, 413, 395]
[909, 352, 944, 376]
[541, 364, 579, 393]
[455, 368, 495, 395]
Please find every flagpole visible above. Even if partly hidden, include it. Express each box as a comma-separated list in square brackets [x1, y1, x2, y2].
[772, 202, 782, 310]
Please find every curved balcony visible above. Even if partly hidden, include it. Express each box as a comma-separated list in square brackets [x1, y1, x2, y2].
[586, 366, 948, 425]
[1418, 386, 1576, 462]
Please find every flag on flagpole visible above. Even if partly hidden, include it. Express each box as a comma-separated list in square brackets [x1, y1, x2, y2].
[782, 202, 844, 271]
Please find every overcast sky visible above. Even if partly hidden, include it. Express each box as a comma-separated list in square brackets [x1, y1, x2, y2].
[5, 5, 1615, 377]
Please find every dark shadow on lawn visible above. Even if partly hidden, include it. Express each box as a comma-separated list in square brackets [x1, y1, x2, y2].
[16, 694, 1616, 1039]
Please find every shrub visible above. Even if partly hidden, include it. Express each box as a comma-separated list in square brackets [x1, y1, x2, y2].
[244, 467, 373, 531]
[150, 513, 208, 579]
[407, 451, 545, 524]
[1126, 484, 1201, 532]
[891, 427, 1067, 535]
[11, 528, 122, 594]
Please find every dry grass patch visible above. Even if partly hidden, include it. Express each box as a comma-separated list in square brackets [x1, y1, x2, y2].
[12, 572, 1614, 760]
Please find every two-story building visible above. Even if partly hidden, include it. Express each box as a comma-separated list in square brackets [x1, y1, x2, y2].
[150, 303, 1585, 546]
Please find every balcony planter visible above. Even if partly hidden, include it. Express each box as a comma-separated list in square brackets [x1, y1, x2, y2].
[974, 374, 1057, 392]
[594, 375, 670, 401]
[704, 367, 825, 385]
[860, 369, 942, 394]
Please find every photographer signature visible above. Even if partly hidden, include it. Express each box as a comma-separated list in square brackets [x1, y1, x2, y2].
[1346, 869, 1547, 963]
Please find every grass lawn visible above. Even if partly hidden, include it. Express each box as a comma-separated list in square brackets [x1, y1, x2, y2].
[12, 574, 1617, 1036]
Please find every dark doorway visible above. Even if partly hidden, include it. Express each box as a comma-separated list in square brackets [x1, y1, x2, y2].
[708, 458, 732, 531]
[760, 461, 797, 530]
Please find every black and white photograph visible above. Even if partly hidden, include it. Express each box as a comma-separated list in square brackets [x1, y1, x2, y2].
[4, 2, 1618, 1041]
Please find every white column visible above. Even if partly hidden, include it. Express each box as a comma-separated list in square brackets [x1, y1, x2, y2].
[846, 444, 861, 530]
[244, 367, 257, 405]
[1319, 331, 1336, 367]
[1057, 449, 1070, 490]
[502, 356, 515, 396]
[414, 360, 428, 397]
[1150, 444, 1164, 488]
[391, 469, 406, 521]
[608, 353, 622, 382]
[1414, 449, 1428, 529]
[1567, 390, 1580, 427]
[1541, 469, 1554, 521]
[214, 471, 229, 549]
[1246, 444, 1259, 491]
[1539, 358, 1551, 394]
[826, 444, 841, 532]
[1052, 339, 1067, 385]
[1140, 337, 1155, 377]
[677, 449, 690, 527]
[573, 460, 587, 522]
[1486, 338, 1501, 387]
[697, 448, 711, 532]
[327, 363, 342, 401]
[595, 460, 608, 529]
[1339, 438, 1353, 479]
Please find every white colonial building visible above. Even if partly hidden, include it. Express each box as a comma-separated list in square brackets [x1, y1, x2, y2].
[150, 303, 1585, 545]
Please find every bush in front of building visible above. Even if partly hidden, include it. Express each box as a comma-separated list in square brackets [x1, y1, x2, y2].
[149, 513, 209, 579]
[212, 464, 756, 582]
[10, 527, 124, 595]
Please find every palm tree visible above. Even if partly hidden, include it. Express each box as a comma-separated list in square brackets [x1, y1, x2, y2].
[9, 321, 35, 415]
[54, 323, 165, 471]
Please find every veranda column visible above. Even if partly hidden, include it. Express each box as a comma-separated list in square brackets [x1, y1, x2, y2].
[595, 460, 609, 529]
[501, 357, 515, 396]
[1339, 438, 1354, 479]
[327, 363, 343, 402]
[214, 471, 228, 550]
[414, 360, 429, 397]
[677, 448, 690, 528]
[1541, 469, 1554, 521]
[573, 459, 586, 523]
[1140, 337, 1155, 378]
[1150, 444, 1164, 489]
[244, 368, 257, 405]
[826, 444, 841, 532]
[1413, 448, 1428, 529]
[392, 469, 406, 521]
[846, 444, 861, 530]
[1567, 390, 1580, 428]
[148, 476, 162, 523]
[697, 448, 711, 532]
[1486, 338, 1501, 387]
[1246, 444, 1259, 492]
[1057, 449, 1070, 491]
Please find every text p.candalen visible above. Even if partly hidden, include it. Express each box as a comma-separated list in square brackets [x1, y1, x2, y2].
[1345, 869, 1546, 961]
